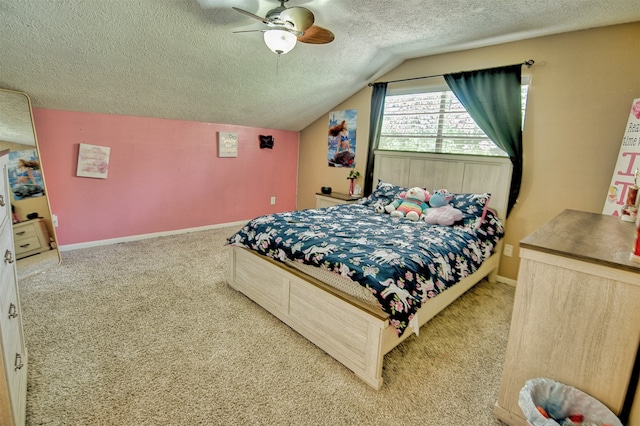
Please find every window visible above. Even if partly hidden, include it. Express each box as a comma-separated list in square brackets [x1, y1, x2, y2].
[379, 85, 528, 157]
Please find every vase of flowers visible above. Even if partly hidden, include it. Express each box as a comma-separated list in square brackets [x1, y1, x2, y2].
[347, 169, 361, 196]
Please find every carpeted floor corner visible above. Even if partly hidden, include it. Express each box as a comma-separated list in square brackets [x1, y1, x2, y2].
[18, 226, 514, 425]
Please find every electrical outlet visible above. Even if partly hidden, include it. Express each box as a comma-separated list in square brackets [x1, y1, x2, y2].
[503, 244, 513, 257]
[52, 214, 59, 228]
[270, 196, 276, 205]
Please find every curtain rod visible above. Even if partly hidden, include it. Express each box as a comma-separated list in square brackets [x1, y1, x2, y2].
[367, 59, 535, 87]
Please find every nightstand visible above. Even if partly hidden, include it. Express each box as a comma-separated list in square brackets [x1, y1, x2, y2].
[13, 218, 51, 260]
[315, 192, 362, 208]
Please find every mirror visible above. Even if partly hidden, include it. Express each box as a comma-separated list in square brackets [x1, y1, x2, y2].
[0, 88, 60, 279]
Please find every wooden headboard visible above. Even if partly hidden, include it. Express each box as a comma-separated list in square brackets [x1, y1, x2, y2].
[372, 151, 513, 220]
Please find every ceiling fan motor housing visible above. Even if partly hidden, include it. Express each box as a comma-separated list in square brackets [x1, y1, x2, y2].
[266, 6, 287, 25]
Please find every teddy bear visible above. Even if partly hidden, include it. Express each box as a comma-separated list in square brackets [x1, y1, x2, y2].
[423, 189, 464, 226]
[384, 187, 430, 221]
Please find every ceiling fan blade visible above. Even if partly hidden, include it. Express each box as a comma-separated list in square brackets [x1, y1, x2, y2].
[280, 6, 314, 31]
[233, 29, 266, 34]
[297, 25, 334, 44]
[232, 7, 270, 25]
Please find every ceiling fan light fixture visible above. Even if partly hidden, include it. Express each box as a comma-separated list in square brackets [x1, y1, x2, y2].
[263, 29, 297, 55]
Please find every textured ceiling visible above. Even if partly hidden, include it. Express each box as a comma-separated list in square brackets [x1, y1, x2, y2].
[1, 0, 639, 131]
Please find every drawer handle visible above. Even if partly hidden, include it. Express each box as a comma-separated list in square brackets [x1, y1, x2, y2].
[16, 231, 26, 236]
[0, 194, 4, 207]
[14, 354, 24, 371]
[19, 243, 31, 249]
[4, 249, 14, 264]
[8, 303, 18, 319]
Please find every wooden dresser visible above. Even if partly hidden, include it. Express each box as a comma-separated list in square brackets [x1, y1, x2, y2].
[494, 209, 640, 425]
[0, 151, 28, 426]
[13, 218, 50, 260]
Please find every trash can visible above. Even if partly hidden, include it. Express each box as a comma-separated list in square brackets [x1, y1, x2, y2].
[518, 378, 622, 426]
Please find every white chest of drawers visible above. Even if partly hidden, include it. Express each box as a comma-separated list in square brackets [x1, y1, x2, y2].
[0, 150, 28, 426]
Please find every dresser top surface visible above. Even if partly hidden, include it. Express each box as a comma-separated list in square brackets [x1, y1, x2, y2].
[520, 209, 640, 273]
[13, 217, 44, 229]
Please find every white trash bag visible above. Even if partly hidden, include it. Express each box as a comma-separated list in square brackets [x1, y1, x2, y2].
[518, 378, 622, 426]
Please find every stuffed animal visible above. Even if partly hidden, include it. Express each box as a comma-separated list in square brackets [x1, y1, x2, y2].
[423, 189, 464, 226]
[384, 187, 430, 221]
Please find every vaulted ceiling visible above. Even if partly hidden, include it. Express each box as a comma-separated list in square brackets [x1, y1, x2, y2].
[1, 0, 639, 131]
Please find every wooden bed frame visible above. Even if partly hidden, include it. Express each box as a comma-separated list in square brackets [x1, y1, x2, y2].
[227, 151, 513, 390]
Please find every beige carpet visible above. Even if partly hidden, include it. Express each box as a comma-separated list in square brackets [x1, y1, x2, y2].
[18, 226, 515, 425]
[17, 249, 60, 281]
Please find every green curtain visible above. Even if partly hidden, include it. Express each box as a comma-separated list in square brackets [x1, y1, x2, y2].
[443, 65, 522, 215]
[364, 82, 388, 195]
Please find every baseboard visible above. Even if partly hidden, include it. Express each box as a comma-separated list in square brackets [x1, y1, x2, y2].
[59, 220, 248, 252]
[496, 275, 517, 287]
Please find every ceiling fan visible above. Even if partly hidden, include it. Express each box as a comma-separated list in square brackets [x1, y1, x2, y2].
[231, 0, 335, 55]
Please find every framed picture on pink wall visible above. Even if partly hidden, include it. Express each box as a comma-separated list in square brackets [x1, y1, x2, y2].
[76, 143, 111, 179]
[218, 132, 238, 157]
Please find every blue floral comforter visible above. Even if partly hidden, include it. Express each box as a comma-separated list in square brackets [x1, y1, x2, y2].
[227, 204, 504, 336]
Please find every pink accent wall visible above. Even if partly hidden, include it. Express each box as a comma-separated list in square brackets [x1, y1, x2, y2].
[32, 109, 299, 246]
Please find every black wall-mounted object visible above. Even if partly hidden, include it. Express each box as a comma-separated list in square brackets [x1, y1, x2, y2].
[259, 135, 274, 149]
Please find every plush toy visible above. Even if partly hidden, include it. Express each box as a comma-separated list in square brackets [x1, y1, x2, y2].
[423, 189, 464, 226]
[384, 187, 430, 221]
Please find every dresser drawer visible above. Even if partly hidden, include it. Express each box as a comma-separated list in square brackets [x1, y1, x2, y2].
[14, 235, 43, 256]
[13, 225, 38, 240]
[0, 194, 8, 232]
[1, 303, 23, 376]
[0, 325, 25, 425]
[0, 223, 16, 292]
[1, 253, 16, 315]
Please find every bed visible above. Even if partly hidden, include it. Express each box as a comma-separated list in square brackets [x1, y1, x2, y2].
[226, 151, 513, 390]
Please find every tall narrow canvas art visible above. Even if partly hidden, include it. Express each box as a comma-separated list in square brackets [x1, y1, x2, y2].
[327, 109, 357, 168]
[8, 149, 45, 200]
